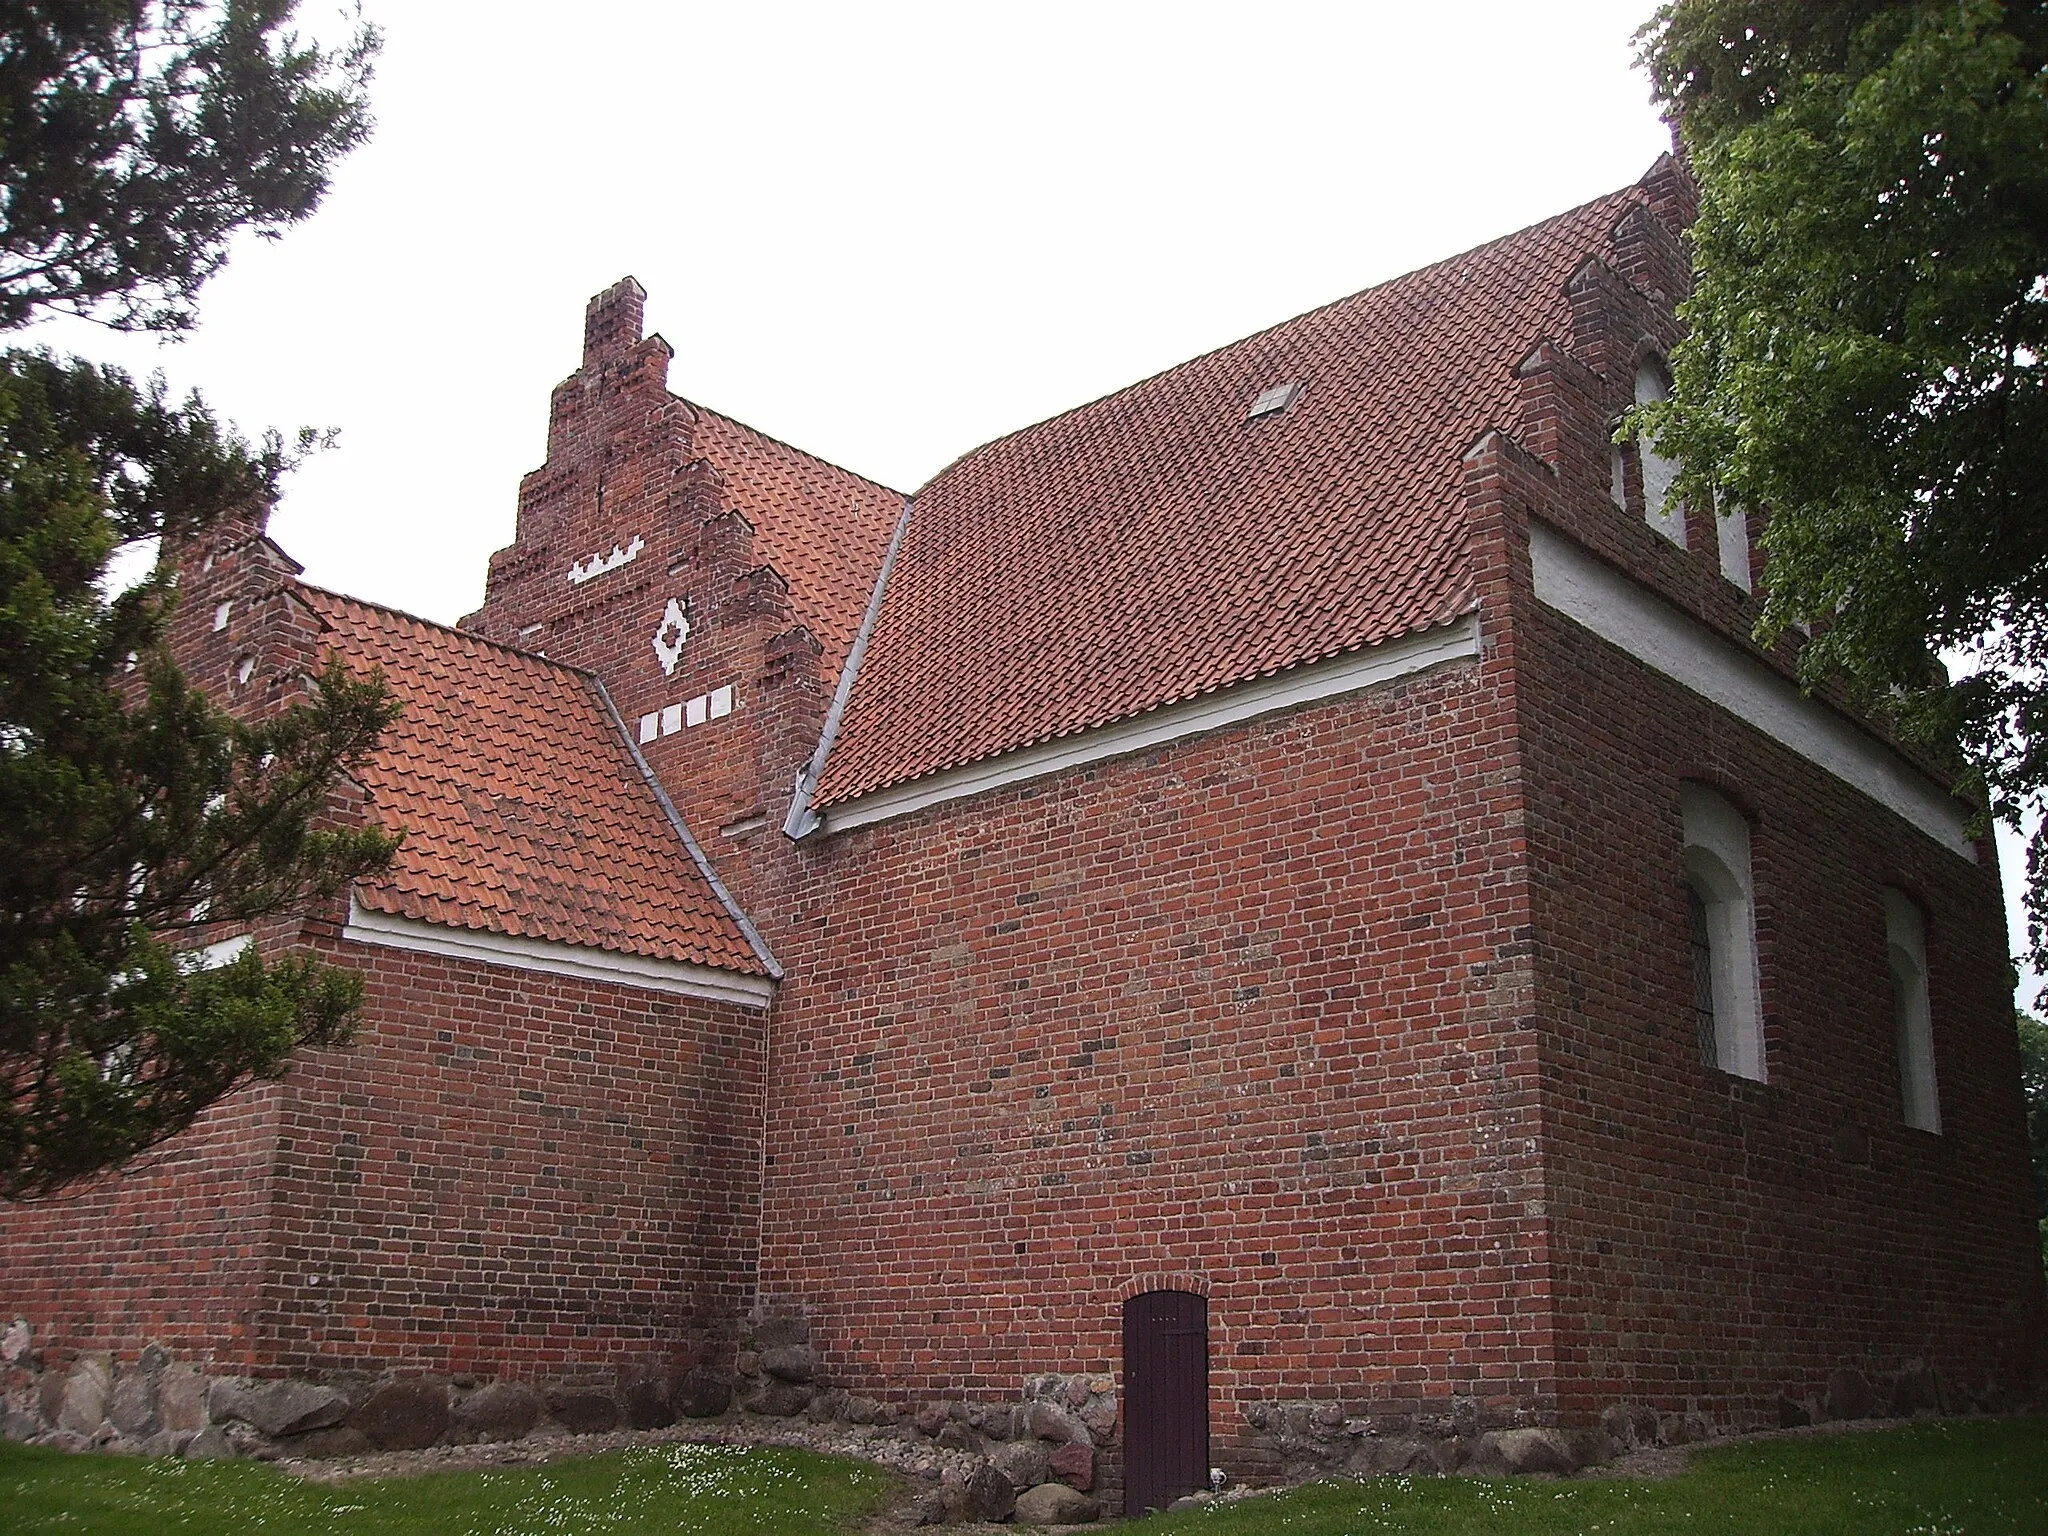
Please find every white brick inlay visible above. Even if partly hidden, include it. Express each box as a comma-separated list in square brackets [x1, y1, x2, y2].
[639, 681, 741, 743]
[568, 534, 645, 585]
[652, 597, 691, 676]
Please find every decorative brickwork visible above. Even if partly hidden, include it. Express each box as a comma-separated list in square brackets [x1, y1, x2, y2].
[3, 155, 2040, 1506]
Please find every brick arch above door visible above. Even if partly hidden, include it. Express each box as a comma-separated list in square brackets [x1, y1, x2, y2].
[1115, 1271, 1210, 1303]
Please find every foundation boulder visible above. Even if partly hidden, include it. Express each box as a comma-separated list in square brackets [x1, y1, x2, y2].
[546, 1389, 621, 1435]
[672, 1368, 733, 1420]
[54, 1355, 111, 1435]
[1049, 1439, 1096, 1490]
[991, 1437, 1050, 1489]
[243, 1380, 349, 1439]
[1016, 1481, 1101, 1525]
[451, 1381, 541, 1443]
[1827, 1368, 1877, 1421]
[946, 1461, 1017, 1524]
[351, 1380, 450, 1451]
[621, 1377, 675, 1430]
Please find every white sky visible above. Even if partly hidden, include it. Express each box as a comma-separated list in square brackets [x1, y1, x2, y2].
[27, 0, 2039, 998]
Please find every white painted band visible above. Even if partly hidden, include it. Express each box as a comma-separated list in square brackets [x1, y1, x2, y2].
[818, 613, 1482, 834]
[1529, 520, 1974, 861]
[342, 895, 775, 1007]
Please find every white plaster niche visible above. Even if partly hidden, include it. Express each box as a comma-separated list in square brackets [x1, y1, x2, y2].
[1635, 359, 1684, 548]
[1716, 500, 1753, 592]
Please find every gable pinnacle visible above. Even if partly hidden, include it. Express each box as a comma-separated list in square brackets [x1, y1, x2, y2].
[583, 275, 648, 366]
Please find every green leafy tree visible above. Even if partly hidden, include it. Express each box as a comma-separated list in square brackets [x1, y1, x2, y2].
[1634, 2, 2048, 963]
[0, 3, 395, 1200]
[2020, 1012, 2048, 1264]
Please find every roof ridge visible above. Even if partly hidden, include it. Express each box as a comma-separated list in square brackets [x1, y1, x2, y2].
[915, 182, 1643, 492]
[295, 580, 604, 682]
[679, 395, 907, 499]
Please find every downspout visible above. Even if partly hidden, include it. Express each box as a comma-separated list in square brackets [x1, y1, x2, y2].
[782, 494, 915, 839]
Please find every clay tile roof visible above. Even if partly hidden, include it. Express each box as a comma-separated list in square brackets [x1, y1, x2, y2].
[684, 404, 903, 680]
[812, 184, 1642, 808]
[299, 586, 767, 976]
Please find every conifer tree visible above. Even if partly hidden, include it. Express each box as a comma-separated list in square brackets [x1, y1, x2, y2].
[0, 2, 397, 1198]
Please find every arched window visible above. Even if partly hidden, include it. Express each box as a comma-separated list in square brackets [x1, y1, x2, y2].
[1635, 358, 1685, 548]
[1681, 783, 1765, 1079]
[1885, 889, 1941, 1133]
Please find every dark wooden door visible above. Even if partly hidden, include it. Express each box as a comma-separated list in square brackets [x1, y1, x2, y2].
[1122, 1289, 1208, 1515]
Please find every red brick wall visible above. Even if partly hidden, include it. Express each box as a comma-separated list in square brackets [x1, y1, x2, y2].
[1490, 213, 2045, 1420]
[0, 918, 766, 1386]
[1492, 225, 2045, 1423]
[757, 648, 1557, 1473]
[1508, 551, 2045, 1426]
[0, 1079, 284, 1375]
[250, 926, 766, 1382]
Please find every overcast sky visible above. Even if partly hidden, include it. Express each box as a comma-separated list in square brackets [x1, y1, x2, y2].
[28, 0, 2039, 994]
[41, 0, 1677, 620]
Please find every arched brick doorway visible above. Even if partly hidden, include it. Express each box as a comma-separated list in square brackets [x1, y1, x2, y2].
[1121, 1288, 1208, 1515]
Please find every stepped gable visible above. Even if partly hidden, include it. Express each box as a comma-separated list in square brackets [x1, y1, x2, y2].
[684, 402, 903, 678]
[812, 182, 1645, 808]
[300, 586, 767, 976]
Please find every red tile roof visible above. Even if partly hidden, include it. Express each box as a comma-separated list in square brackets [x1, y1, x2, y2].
[300, 587, 768, 976]
[685, 403, 903, 680]
[812, 185, 1642, 808]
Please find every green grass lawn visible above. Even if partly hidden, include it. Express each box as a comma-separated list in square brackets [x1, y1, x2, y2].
[1130, 1418, 2048, 1535]
[0, 1440, 895, 1535]
[2, 1418, 2043, 1534]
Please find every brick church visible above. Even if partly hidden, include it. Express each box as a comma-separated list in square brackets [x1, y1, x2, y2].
[4, 155, 2042, 1511]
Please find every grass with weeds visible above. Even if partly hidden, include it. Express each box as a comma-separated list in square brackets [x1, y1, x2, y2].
[1127, 1418, 2048, 1535]
[3, 1416, 2043, 1534]
[0, 1439, 894, 1535]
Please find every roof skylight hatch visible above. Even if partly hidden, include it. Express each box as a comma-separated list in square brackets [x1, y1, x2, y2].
[1247, 380, 1301, 420]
